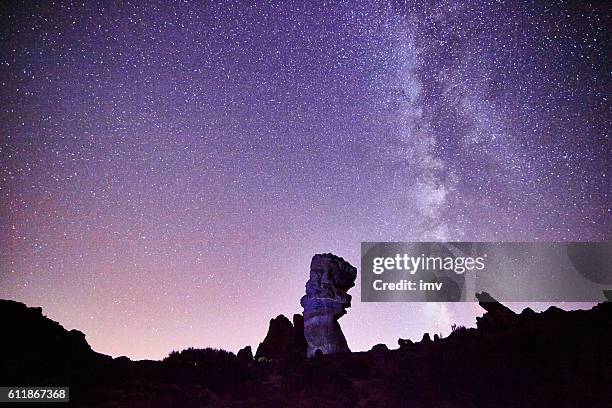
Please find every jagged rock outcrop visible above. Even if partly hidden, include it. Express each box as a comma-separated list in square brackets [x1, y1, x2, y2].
[237, 346, 253, 362]
[475, 291, 517, 330]
[300, 253, 357, 357]
[398, 338, 414, 349]
[0, 299, 98, 361]
[255, 315, 293, 360]
[254, 314, 307, 361]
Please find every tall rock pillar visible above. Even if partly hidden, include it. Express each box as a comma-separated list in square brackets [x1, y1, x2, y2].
[300, 253, 357, 357]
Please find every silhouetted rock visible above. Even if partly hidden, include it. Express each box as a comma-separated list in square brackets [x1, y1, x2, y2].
[521, 307, 537, 317]
[398, 338, 414, 349]
[289, 313, 308, 361]
[255, 315, 294, 360]
[370, 343, 388, 353]
[545, 305, 565, 315]
[300, 253, 357, 356]
[2, 288, 612, 407]
[475, 291, 517, 330]
[421, 333, 431, 343]
[370, 344, 389, 367]
[254, 314, 307, 363]
[237, 346, 253, 362]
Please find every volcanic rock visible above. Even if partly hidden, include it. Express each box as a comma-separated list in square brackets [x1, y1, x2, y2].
[2, 295, 612, 406]
[290, 313, 308, 360]
[237, 346, 253, 362]
[521, 307, 537, 317]
[255, 314, 307, 362]
[475, 291, 517, 330]
[255, 315, 294, 360]
[300, 253, 357, 357]
[370, 343, 389, 353]
[0, 299, 109, 385]
[398, 338, 414, 349]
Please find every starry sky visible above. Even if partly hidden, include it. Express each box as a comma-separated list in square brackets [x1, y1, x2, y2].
[1, 1, 610, 360]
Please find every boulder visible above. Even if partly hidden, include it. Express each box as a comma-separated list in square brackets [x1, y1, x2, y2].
[521, 307, 536, 317]
[398, 338, 414, 349]
[370, 343, 389, 353]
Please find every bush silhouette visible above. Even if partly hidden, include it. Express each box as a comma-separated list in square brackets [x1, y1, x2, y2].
[162, 347, 253, 393]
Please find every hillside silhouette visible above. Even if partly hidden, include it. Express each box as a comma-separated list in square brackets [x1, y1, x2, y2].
[1, 293, 610, 407]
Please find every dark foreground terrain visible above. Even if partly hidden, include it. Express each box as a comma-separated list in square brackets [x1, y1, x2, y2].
[1, 294, 610, 407]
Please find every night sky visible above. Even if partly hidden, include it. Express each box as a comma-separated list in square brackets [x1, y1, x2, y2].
[1, 1, 610, 359]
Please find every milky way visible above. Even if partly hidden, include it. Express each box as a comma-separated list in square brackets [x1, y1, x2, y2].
[1, 1, 610, 359]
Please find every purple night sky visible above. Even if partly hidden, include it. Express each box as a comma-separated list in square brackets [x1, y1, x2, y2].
[1, 1, 610, 359]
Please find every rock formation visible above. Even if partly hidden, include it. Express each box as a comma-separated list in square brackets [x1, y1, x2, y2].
[237, 346, 253, 362]
[370, 343, 388, 353]
[398, 338, 414, 349]
[255, 314, 307, 362]
[475, 291, 517, 330]
[2, 295, 612, 406]
[300, 253, 357, 356]
[255, 315, 294, 360]
[290, 313, 308, 360]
